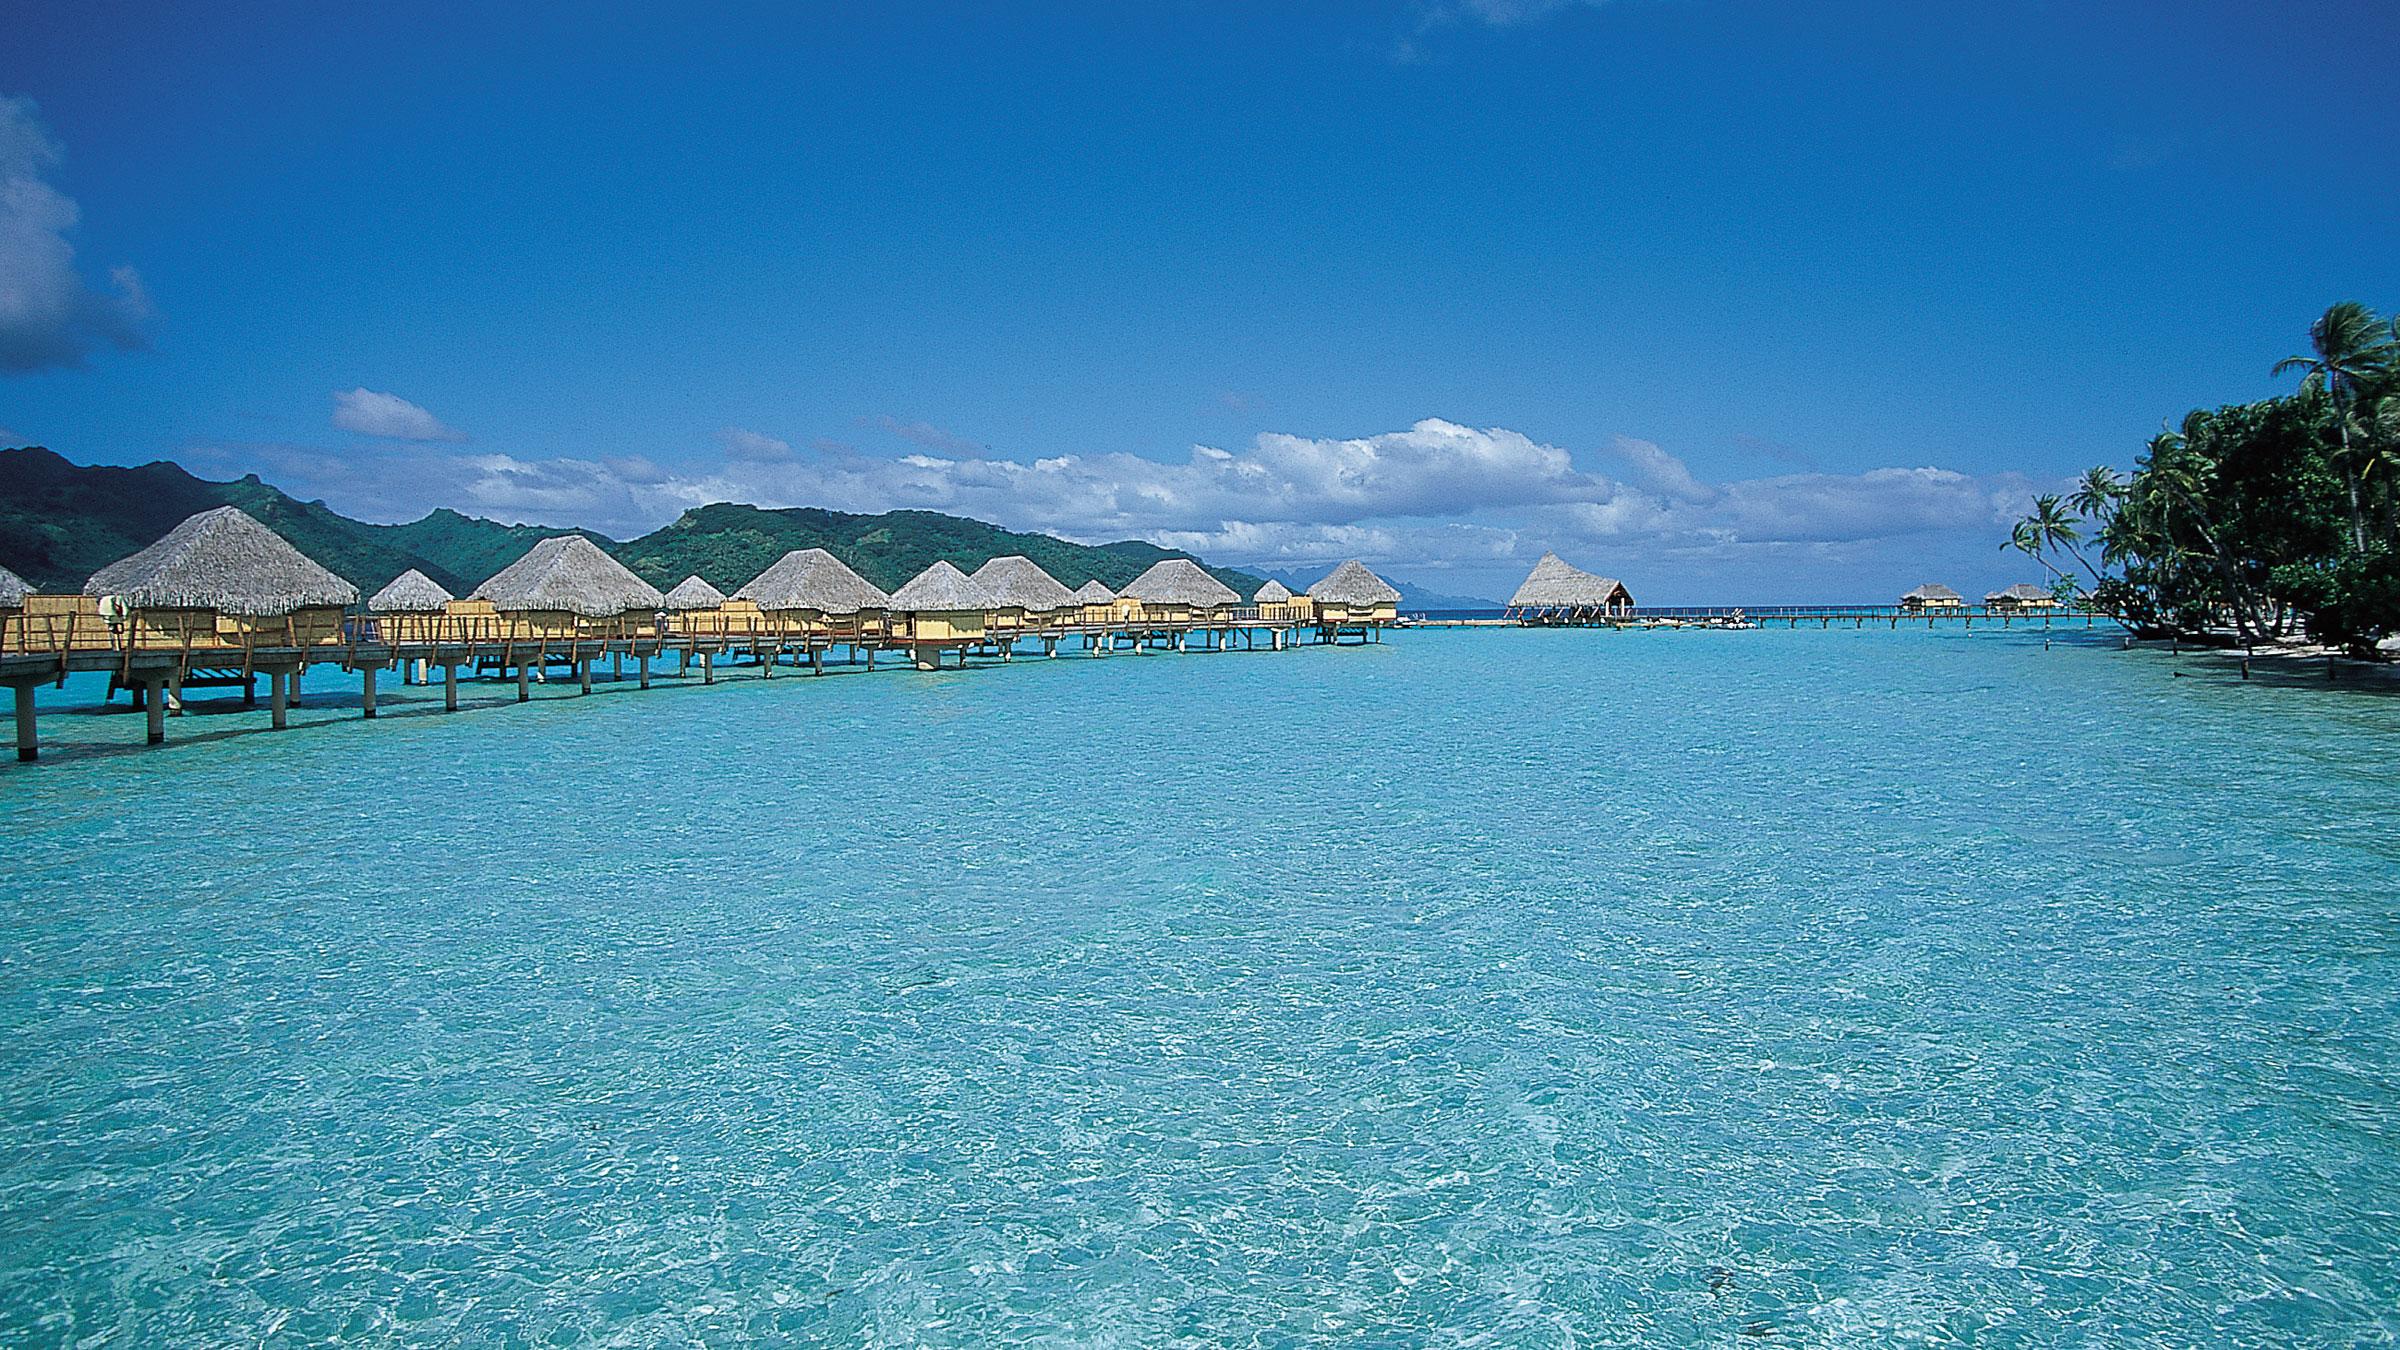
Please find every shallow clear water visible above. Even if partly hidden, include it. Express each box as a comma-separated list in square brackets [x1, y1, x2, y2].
[3, 629, 2397, 1346]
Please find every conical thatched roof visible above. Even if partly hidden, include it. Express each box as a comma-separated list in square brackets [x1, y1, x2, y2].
[1254, 579, 1293, 603]
[1902, 583, 1962, 603]
[0, 563, 29, 609]
[1507, 552, 1629, 608]
[1073, 580, 1116, 604]
[887, 560, 994, 612]
[85, 506, 359, 615]
[734, 548, 890, 614]
[970, 555, 1076, 611]
[1308, 560, 1400, 605]
[1987, 583, 2052, 602]
[471, 535, 662, 617]
[662, 575, 728, 611]
[370, 568, 454, 612]
[1120, 558, 1238, 607]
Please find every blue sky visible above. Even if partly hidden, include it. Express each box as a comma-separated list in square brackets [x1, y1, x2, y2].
[3, 0, 2395, 602]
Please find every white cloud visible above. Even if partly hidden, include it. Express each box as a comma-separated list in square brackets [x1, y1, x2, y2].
[0, 96, 151, 373]
[331, 388, 466, 442]
[197, 417, 2048, 599]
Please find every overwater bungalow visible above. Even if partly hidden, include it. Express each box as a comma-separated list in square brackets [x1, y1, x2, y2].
[1252, 579, 1313, 622]
[1507, 552, 1633, 623]
[0, 564, 31, 657]
[970, 555, 1079, 634]
[662, 575, 728, 612]
[1899, 583, 1963, 612]
[1119, 558, 1239, 625]
[468, 535, 663, 639]
[79, 506, 359, 649]
[1307, 560, 1400, 626]
[1985, 583, 2059, 612]
[1072, 580, 1121, 625]
[724, 547, 891, 640]
[369, 568, 455, 644]
[887, 560, 995, 667]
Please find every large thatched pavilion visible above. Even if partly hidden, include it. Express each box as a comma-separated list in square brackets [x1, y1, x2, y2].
[1899, 583, 1963, 612]
[1506, 552, 1633, 623]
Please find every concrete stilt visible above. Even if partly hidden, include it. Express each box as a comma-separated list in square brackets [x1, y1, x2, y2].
[14, 681, 39, 762]
[145, 678, 168, 744]
[638, 653, 651, 689]
[244, 678, 257, 707]
[810, 646, 824, 675]
[361, 664, 379, 718]
[914, 644, 940, 672]
[269, 671, 290, 730]
[578, 658, 593, 694]
[517, 662, 531, 702]
[167, 668, 185, 715]
[612, 652, 623, 682]
[289, 667, 302, 707]
[444, 664, 459, 712]
[703, 651, 715, 684]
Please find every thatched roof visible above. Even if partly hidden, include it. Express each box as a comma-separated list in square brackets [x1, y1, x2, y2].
[85, 506, 359, 615]
[970, 555, 1077, 611]
[888, 560, 994, 612]
[471, 535, 662, 616]
[1902, 583, 1962, 603]
[1308, 560, 1400, 605]
[1507, 552, 1630, 608]
[1987, 583, 2052, 602]
[1073, 580, 1116, 603]
[370, 568, 454, 612]
[1253, 579, 1293, 603]
[662, 575, 728, 611]
[1120, 558, 1238, 607]
[734, 548, 890, 614]
[0, 563, 29, 609]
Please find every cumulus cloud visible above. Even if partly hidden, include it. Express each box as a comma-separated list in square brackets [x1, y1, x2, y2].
[0, 96, 151, 373]
[331, 388, 466, 442]
[196, 416, 2045, 597]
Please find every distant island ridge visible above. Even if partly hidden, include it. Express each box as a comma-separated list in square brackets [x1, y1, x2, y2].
[0, 446, 1525, 611]
[0, 446, 1265, 601]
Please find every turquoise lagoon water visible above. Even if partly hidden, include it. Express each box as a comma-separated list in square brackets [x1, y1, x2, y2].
[2, 628, 2397, 1346]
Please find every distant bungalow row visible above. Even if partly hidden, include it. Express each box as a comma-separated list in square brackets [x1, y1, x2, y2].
[1900, 583, 2062, 613]
[0, 507, 1406, 758]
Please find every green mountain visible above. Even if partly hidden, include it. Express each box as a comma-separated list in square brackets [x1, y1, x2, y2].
[0, 447, 1261, 599]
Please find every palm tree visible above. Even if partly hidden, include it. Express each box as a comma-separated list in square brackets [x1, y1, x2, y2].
[2068, 465, 2122, 524]
[2006, 493, 2103, 585]
[2273, 301, 2396, 550]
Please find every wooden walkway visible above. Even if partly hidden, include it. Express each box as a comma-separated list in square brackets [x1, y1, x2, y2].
[0, 616, 1383, 762]
[1406, 606, 2100, 630]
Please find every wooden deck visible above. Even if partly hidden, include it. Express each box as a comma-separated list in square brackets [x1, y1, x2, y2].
[0, 613, 1385, 761]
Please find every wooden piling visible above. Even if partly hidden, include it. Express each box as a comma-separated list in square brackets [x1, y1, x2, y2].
[13, 680, 38, 762]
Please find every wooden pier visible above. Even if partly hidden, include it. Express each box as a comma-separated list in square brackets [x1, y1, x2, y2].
[0, 609, 1381, 762]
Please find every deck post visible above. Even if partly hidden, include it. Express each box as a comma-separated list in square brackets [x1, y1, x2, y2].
[144, 677, 168, 744]
[810, 645, 824, 675]
[517, 661, 531, 702]
[578, 657, 593, 694]
[13, 680, 38, 762]
[444, 663, 459, 712]
[913, 644, 939, 672]
[702, 650, 715, 684]
[361, 664, 379, 718]
[269, 670, 290, 730]
[289, 667, 302, 707]
[613, 651, 623, 682]
[638, 653, 651, 689]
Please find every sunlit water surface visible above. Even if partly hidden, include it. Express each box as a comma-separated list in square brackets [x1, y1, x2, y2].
[3, 629, 2397, 1346]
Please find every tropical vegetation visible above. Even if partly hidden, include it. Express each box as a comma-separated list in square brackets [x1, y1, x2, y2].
[2008, 301, 2400, 650]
